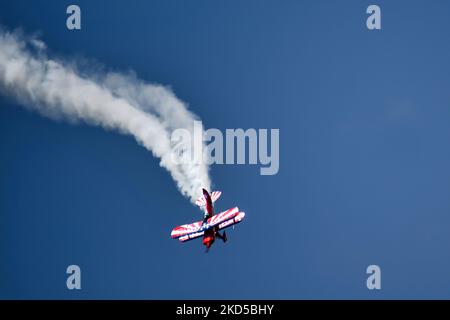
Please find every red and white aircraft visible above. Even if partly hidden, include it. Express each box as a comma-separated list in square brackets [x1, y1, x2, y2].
[170, 188, 245, 251]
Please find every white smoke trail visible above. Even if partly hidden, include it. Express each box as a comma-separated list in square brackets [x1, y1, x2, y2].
[0, 29, 210, 203]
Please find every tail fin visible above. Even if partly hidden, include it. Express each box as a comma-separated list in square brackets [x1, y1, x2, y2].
[211, 191, 222, 203]
[195, 190, 222, 208]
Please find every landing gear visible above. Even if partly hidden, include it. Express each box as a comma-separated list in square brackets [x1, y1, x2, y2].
[216, 231, 227, 243]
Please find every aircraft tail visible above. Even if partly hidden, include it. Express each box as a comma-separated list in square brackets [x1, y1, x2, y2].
[195, 190, 221, 208]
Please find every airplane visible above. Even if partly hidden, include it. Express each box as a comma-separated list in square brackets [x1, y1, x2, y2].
[170, 188, 245, 251]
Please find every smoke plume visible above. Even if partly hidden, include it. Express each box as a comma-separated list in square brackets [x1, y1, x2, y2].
[0, 28, 210, 203]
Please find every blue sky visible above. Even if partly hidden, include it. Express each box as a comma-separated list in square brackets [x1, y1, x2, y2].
[1, 0, 450, 299]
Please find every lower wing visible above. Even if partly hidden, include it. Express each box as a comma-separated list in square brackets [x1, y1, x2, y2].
[178, 231, 205, 242]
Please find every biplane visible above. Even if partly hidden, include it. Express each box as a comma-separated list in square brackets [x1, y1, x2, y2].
[170, 189, 245, 251]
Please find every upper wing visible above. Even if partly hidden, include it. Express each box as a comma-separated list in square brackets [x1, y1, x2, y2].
[171, 206, 242, 240]
[195, 190, 222, 208]
[207, 207, 240, 227]
[171, 207, 237, 238]
[177, 211, 245, 242]
[217, 211, 245, 230]
[170, 221, 202, 239]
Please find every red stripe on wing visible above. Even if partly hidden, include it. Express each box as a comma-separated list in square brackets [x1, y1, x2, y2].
[170, 221, 202, 238]
[208, 207, 239, 226]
